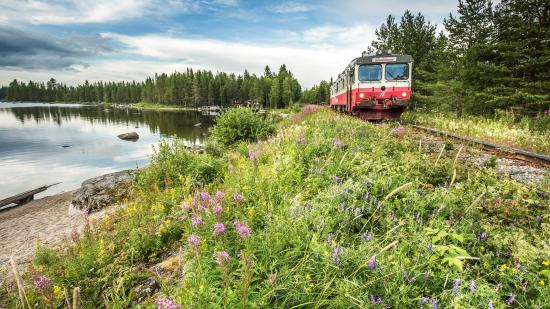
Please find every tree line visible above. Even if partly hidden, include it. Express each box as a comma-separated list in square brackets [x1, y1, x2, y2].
[0, 65, 331, 108]
[369, 0, 549, 115]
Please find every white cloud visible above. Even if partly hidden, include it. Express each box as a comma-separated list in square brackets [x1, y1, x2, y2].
[0, 0, 210, 25]
[270, 2, 314, 13]
[0, 24, 375, 88]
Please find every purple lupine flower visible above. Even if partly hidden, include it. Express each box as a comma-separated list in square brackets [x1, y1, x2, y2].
[478, 231, 488, 241]
[332, 246, 342, 265]
[233, 192, 244, 203]
[191, 215, 203, 227]
[34, 275, 52, 289]
[296, 136, 306, 144]
[360, 230, 372, 242]
[420, 296, 429, 308]
[234, 221, 251, 239]
[376, 296, 383, 304]
[215, 190, 224, 201]
[181, 200, 189, 210]
[333, 138, 342, 149]
[470, 280, 477, 294]
[188, 234, 200, 247]
[327, 234, 332, 244]
[249, 147, 260, 162]
[368, 256, 376, 270]
[332, 175, 342, 184]
[452, 278, 461, 294]
[157, 297, 180, 309]
[427, 243, 433, 252]
[430, 298, 438, 309]
[200, 191, 211, 201]
[515, 262, 521, 270]
[495, 283, 503, 290]
[370, 294, 375, 304]
[213, 223, 225, 237]
[212, 205, 223, 215]
[214, 251, 231, 266]
[488, 301, 494, 309]
[506, 293, 516, 305]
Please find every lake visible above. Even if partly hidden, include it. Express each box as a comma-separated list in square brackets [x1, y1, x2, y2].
[0, 102, 213, 200]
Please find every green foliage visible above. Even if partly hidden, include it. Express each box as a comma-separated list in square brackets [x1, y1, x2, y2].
[210, 107, 275, 147]
[4, 64, 302, 109]
[136, 139, 224, 190]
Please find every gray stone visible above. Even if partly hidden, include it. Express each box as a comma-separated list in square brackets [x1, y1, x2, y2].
[117, 132, 139, 141]
[132, 277, 159, 304]
[71, 170, 135, 211]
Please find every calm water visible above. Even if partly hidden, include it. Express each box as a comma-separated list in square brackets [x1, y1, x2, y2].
[0, 102, 213, 199]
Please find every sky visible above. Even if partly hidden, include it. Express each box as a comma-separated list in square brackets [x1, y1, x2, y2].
[0, 0, 458, 88]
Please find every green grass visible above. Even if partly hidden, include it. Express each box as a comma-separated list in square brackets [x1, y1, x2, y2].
[2, 106, 548, 308]
[403, 109, 550, 155]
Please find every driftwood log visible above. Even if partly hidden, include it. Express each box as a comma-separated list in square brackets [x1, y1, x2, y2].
[0, 183, 60, 209]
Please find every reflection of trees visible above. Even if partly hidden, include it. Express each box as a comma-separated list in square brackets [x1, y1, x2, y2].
[6, 105, 213, 141]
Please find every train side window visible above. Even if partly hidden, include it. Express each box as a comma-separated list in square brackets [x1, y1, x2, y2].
[358, 65, 382, 81]
[385, 63, 409, 81]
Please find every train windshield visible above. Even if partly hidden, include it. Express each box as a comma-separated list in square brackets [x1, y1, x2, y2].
[385, 63, 409, 81]
[358, 65, 382, 81]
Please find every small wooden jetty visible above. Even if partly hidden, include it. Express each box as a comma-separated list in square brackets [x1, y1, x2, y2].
[0, 183, 60, 209]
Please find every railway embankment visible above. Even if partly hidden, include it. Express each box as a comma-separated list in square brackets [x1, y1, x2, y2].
[2, 106, 548, 308]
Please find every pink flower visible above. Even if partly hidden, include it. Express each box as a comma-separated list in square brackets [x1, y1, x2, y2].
[215, 191, 224, 201]
[213, 223, 225, 237]
[200, 191, 211, 201]
[214, 251, 231, 266]
[188, 234, 200, 247]
[249, 147, 260, 162]
[233, 193, 244, 203]
[333, 138, 342, 149]
[191, 215, 203, 228]
[212, 205, 223, 215]
[234, 221, 251, 239]
[34, 274, 52, 289]
[181, 200, 189, 210]
[157, 297, 180, 309]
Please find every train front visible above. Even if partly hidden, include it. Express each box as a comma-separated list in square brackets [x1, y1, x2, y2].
[353, 54, 413, 120]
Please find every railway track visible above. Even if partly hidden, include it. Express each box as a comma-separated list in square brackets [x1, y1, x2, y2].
[409, 124, 550, 168]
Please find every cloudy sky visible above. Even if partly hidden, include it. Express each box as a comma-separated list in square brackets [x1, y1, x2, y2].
[0, 0, 458, 88]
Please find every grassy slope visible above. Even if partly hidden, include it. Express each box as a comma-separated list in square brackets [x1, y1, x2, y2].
[402, 110, 550, 155]
[4, 107, 548, 308]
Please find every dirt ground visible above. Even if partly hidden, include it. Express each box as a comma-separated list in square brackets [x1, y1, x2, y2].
[0, 191, 115, 268]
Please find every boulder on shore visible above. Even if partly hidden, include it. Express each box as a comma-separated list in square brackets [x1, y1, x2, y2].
[118, 132, 139, 141]
[71, 170, 135, 211]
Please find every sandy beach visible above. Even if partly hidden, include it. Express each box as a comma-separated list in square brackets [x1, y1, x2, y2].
[0, 191, 114, 268]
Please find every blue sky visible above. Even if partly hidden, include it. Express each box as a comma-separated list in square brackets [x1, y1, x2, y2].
[0, 0, 458, 87]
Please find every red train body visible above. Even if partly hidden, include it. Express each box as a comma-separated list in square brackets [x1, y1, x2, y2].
[330, 52, 414, 120]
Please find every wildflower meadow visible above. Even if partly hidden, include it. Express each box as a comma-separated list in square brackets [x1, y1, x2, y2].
[2, 106, 548, 308]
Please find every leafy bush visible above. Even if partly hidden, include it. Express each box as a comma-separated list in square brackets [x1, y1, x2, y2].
[211, 107, 275, 147]
[135, 139, 224, 191]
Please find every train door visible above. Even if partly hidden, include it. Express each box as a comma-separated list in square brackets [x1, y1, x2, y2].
[347, 69, 354, 113]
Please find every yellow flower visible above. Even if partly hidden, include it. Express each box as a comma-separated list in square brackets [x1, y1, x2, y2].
[543, 260, 550, 267]
[323, 250, 329, 257]
[539, 280, 545, 286]
[53, 285, 64, 299]
[500, 264, 508, 272]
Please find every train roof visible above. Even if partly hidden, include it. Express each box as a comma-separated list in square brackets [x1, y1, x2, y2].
[355, 54, 413, 65]
[335, 53, 414, 80]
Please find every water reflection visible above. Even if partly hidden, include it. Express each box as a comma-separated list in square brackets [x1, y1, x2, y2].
[0, 102, 213, 199]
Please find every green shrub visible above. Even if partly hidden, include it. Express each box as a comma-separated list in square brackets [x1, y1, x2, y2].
[135, 139, 224, 191]
[211, 107, 275, 147]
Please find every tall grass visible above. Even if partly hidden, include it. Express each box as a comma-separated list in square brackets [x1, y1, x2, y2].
[403, 109, 550, 154]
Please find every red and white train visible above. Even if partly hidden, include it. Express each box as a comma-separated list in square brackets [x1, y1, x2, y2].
[330, 52, 413, 120]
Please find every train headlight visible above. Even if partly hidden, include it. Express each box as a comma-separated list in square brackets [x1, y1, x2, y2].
[359, 93, 365, 99]
[402, 92, 407, 97]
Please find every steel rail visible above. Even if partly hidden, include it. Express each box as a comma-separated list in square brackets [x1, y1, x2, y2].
[409, 124, 550, 167]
